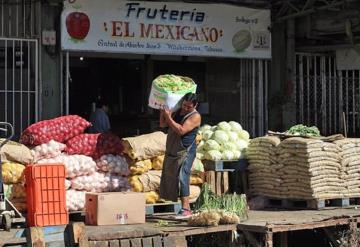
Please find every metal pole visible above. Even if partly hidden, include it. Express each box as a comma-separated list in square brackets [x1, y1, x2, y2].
[20, 40, 23, 132]
[27, 41, 30, 126]
[60, 53, 63, 116]
[4, 39, 7, 123]
[12, 40, 15, 130]
[264, 61, 269, 133]
[252, 59, 256, 136]
[66, 51, 69, 115]
[352, 70, 355, 135]
[258, 60, 264, 135]
[328, 56, 332, 134]
[346, 70, 349, 135]
[298, 54, 304, 123]
[35, 39, 39, 121]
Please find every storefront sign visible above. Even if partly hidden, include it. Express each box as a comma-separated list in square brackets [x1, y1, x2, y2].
[61, 0, 271, 59]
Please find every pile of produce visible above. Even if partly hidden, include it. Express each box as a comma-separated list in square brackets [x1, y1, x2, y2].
[197, 121, 250, 161]
[334, 139, 360, 197]
[66, 133, 123, 159]
[286, 124, 321, 137]
[31, 140, 66, 162]
[0, 139, 31, 213]
[153, 74, 196, 93]
[277, 138, 343, 199]
[247, 136, 282, 197]
[248, 136, 344, 200]
[15, 115, 130, 212]
[96, 154, 130, 176]
[122, 132, 167, 161]
[125, 132, 204, 204]
[20, 115, 91, 145]
[2, 162, 27, 212]
[189, 184, 248, 226]
[6, 115, 206, 212]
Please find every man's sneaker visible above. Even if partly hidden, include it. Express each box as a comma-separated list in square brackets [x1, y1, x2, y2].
[174, 208, 192, 219]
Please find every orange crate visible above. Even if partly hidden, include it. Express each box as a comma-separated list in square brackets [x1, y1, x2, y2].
[25, 163, 68, 227]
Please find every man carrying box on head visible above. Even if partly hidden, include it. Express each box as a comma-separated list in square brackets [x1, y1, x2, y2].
[159, 93, 201, 218]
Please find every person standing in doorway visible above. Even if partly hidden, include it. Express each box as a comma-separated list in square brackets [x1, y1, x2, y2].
[159, 93, 201, 218]
[89, 100, 111, 133]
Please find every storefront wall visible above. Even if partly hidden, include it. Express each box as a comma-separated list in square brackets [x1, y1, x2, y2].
[60, 0, 271, 137]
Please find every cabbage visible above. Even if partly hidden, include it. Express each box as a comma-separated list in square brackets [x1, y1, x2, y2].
[217, 121, 232, 131]
[235, 139, 248, 150]
[221, 142, 238, 152]
[211, 126, 218, 131]
[227, 131, 239, 142]
[213, 130, 229, 144]
[205, 150, 222, 161]
[221, 150, 234, 160]
[233, 150, 241, 159]
[238, 130, 250, 140]
[197, 140, 205, 149]
[229, 121, 243, 131]
[196, 152, 205, 160]
[204, 140, 221, 151]
[202, 130, 214, 141]
[154, 74, 195, 92]
[200, 124, 212, 132]
[192, 158, 204, 172]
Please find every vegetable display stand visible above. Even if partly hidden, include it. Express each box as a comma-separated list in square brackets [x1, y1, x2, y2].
[204, 170, 231, 196]
[25, 163, 68, 227]
[203, 159, 249, 194]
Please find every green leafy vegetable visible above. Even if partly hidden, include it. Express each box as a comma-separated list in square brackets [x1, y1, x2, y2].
[153, 74, 195, 92]
[286, 124, 321, 137]
[194, 184, 248, 220]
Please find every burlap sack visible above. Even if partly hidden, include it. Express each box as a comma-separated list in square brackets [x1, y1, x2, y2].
[122, 131, 167, 160]
[334, 138, 360, 147]
[138, 170, 162, 192]
[293, 151, 340, 160]
[0, 139, 33, 164]
[249, 136, 281, 146]
[278, 148, 322, 155]
[246, 150, 276, 157]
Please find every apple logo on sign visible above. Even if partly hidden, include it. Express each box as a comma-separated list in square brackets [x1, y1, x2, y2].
[66, 12, 90, 40]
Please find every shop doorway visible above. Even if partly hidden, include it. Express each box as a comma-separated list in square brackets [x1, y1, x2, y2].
[66, 55, 207, 137]
[68, 56, 145, 136]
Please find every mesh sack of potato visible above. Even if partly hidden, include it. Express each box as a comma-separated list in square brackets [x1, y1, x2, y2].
[151, 155, 164, 170]
[122, 132, 166, 160]
[138, 170, 162, 192]
[129, 159, 152, 175]
[190, 175, 204, 185]
[146, 191, 160, 204]
[2, 162, 25, 184]
[128, 176, 143, 192]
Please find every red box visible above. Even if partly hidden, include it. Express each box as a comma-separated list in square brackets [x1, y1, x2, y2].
[25, 164, 68, 227]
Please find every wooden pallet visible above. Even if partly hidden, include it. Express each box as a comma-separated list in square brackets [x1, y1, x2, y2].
[11, 222, 87, 247]
[203, 159, 247, 171]
[89, 236, 187, 247]
[145, 202, 182, 216]
[263, 197, 353, 209]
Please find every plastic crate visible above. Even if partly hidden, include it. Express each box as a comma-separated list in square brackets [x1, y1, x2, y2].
[25, 163, 68, 227]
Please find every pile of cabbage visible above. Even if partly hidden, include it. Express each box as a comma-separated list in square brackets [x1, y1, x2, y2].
[153, 74, 195, 92]
[197, 121, 250, 161]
